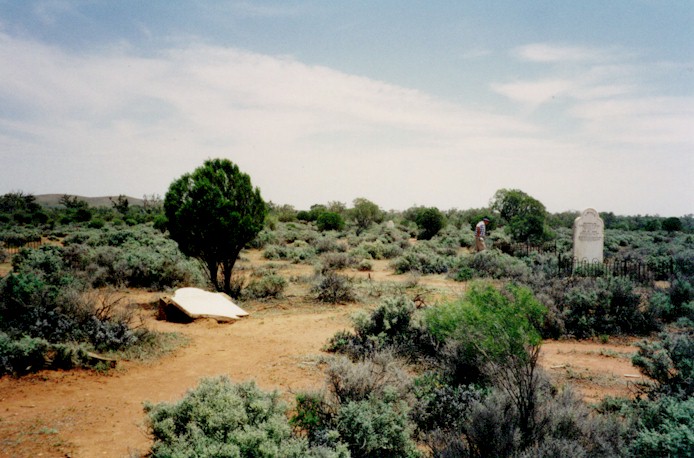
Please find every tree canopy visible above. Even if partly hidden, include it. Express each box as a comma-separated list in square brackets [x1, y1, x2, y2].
[490, 189, 549, 243]
[164, 158, 267, 294]
[350, 198, 383, 233]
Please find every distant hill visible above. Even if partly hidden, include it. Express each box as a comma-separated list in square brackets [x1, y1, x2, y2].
[35, 194, 145, 208]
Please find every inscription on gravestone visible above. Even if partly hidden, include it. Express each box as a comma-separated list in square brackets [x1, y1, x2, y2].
[573, 208, 604, 263]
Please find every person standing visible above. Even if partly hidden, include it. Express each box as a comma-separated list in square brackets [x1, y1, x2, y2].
[475, 217, 490, 252]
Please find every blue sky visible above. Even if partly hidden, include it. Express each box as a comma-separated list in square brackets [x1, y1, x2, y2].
[0, 1, 692, 216]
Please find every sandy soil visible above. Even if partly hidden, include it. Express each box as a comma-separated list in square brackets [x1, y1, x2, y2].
[0, 250, 650, 457]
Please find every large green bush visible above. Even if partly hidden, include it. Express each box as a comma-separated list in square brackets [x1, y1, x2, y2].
[425, 282, 545, 358]
[317, 212, 345, 232]
[411, 207, 446, 240]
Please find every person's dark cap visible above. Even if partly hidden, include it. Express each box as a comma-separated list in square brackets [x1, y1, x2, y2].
[483, 217, 490, 222]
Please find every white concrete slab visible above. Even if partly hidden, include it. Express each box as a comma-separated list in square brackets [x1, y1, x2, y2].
[168, 287, 248, 322]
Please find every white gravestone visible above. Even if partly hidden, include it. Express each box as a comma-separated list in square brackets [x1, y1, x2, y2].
[573, 208, 604, 263]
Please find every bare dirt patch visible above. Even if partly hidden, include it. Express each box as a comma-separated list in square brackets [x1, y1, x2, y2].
[0, 250, 649, 457]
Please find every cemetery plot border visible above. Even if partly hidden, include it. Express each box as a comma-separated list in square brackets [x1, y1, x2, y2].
[557, 254, 674, 282]
[1, 240, 43, 255]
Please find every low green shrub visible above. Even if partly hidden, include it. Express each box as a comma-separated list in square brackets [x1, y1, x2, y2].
[325, 296, 435, 360]
[455, 250, 532, 280]
[59, 226, 205, 289]
[313, 272, 355, 303]
[633, 329, 693, 400]
[293, 353, 419, 457]
[411, 372, 482, 435]
[318, 252, 354, 272]
[0, 333, 49, 376]
[561, 277, 656, 338]
[627, 396, 694, 457]
[145, 376, 348, 457]
[336, 394, 420, 458]
[0, 333, 93, 376]
[391, 245, 451, 274]
[243, 272, 287, 299]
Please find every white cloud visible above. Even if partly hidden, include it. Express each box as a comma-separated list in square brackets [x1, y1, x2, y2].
[0, 32, 548, 207]
[571, 97, 694, 146]
[0, 32, 691, 215]
[491, 79, 573, 107]
[515, 43, 626, 63]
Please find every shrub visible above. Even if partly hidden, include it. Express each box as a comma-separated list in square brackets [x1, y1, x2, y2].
[318, 252, 354, 272]
[632, 330, 694, 399]
[627, 396, 694, 457]
[314, 235, 344, 254]
[335, 394, 419, 458]
[411, 372, 482, 434]
[670, 276, 693, 309]
[461, 250, 532, 280]
[414, 207, 446, 240]
[426, 384, 628, 458]
[425, 282, 546, 387]
[357, 259, 373, 271]
[145, 376, 346, 457]
[60, 226, 205, 289]
[317, 212, 345, 232]
[325, 296, 435, 361]
[287, 241, 318, 263]
[313, 272, 355, 303]
[353, 296, 416, 342]
[392, 246, 451, 274]
[293, 353, 419, 457]
[0, 333, 49, 376]
[263, 244, 288, 260]
[0, 251, 156, 372]
[325, 352, 413, 406]
[561, 277, 656, 338]
[425, 282, 545, 355]
[243, 272, 287, 300]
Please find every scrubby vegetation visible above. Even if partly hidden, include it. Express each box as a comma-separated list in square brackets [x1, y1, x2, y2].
[0, 208, 200, 376]
[2, 188, 693, 456]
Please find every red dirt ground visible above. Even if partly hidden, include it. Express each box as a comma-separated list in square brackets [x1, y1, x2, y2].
[0, 251, 650, 457]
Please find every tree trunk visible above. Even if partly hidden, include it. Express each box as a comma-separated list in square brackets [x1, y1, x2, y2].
[207, 259, 220, 291]
[222, 254, 239, 295]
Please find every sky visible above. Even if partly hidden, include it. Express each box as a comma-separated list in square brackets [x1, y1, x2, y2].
[0, 1, 692, 216]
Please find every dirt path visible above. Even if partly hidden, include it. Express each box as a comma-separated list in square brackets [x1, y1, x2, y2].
[0, 302, 359, 458]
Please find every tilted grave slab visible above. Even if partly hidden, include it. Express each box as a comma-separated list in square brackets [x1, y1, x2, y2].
[160, 287, 249, 322]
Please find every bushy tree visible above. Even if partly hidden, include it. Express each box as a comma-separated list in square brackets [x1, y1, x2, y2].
[164, 158, 267, 294]
[662, 216, 683, 232]
[490, 189, 549, 243]
[317, 212, 345, 231]
[351, 198, 383, 234]
[110, 194, 130, 215]
[405, 206, 446, 240]
[0, 192, 47, 226]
